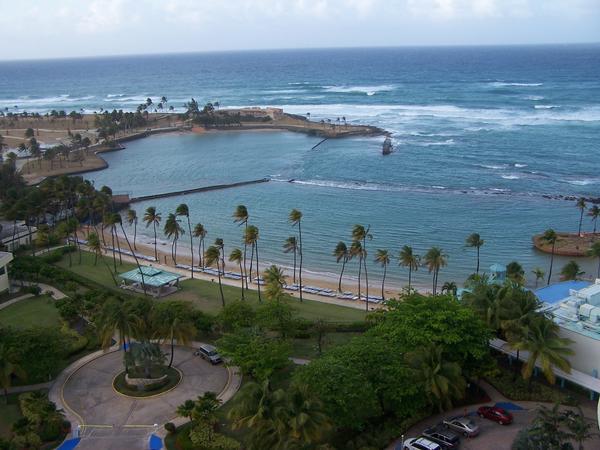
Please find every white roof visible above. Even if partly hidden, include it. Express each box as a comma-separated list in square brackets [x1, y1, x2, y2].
[0, 251, 13, 266]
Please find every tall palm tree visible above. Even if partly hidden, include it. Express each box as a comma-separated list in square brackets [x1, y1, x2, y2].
[176, 399, 196, 420]
[424, 246, 447, 295]
[512, 315, 574, 386]
[176, 203, 194, 278]
[587, 241, 600, 279]
[143, 206, 161, 261]
[126, 209, 138, 250]
[103, 213, 119, 271]
[541, 229, 558, 285]
[214, 237, 225, 275]
[407, 344, 466, 411]
[531, 267, 545, 288]
[289, 209, 304, 302]
[441, 281, 457, 296]
[349, 240, 363, 300]
[0, 344, 26, 403]
[263, 264, 287, 302]
[229, 248, 245, 300]
[115, 213, 147, 295]
[333, 241, 349, 292]
[560, 260, 584, 281]
[97, 299, 138, 361]
[576, 197, 586, 236]
[205, 245, 225, 307]
[245, 225, 261, 302]
[352, 224, 372, 310]
[88, 231, 102, 266]
[233, 205, 249, 289]
[588, 205, 600, 233]
[465, 233, 484, 274]
[193, 223, 207, 268]
[374, 249, 390, 300]
[506, 261, 526, 286]
[283, 236, 298, 284]
[286, 383, 332, 445]
[399, 245, 420, 290]
[164, 213, 184, 264]
[156, 314, 196, 368]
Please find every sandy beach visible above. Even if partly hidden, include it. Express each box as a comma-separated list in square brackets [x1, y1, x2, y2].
[81, 225, 420, 310]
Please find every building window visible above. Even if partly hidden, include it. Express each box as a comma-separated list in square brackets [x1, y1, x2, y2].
[0, 266, 5, 276]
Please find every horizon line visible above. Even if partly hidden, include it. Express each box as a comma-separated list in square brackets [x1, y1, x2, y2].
[1, 41, 599, 64]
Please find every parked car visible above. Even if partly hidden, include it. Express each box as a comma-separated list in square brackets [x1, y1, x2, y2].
[442, 416, 480, 437]
[422, 426, 460, 449]
[477, 406, 513, 425]
[403, 437, 443, 450]
[195, 343, 222, 364]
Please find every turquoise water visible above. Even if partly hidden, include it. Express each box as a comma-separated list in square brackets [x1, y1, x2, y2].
[1, 46, 599, 288]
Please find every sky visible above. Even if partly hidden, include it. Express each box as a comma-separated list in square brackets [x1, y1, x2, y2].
[0, 0, 599, 60]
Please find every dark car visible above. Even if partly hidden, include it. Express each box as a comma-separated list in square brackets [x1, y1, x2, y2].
[477, 406, 513, 425]
[195, 343, 222, 364]
[422, 426, 460, 449]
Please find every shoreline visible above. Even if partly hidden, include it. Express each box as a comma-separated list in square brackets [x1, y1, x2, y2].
[88, 226, 421, 309]
[532, 232, 600, 257]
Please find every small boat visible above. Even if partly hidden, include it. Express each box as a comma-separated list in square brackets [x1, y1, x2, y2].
[382, 137, 393, 155]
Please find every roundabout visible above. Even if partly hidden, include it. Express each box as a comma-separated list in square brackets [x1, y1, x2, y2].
[59, 346, 231, 450]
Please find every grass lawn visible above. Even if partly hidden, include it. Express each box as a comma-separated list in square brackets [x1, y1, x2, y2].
[0, 394, 22, 440]
[0, 295, 61, 328]
[54, 251, 366, 323]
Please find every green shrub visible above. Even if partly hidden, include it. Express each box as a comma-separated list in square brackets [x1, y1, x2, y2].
[486, 368, 575, 405]
[164, 422, 176, 434]
[27, 285, 41, 296]
[333, 321, 370, 333]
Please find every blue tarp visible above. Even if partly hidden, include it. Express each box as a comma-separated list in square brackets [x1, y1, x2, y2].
[495, 402, 524, 411]
[57, 438, 81, 450]
[149, 434, 163, 450]
[535, 280, 592, 304]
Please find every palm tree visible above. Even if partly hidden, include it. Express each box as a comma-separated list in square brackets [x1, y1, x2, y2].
[374, 249, 390, 300]
[532, 267, 545, 288]
[283, 236, 298, 284]
[205, 245, 225, 307]
[506, 261, 526, 286]
[441, 281, 457, 296]
[465, 233, 484, 274]
[587, 241, 600, 279]
[289, 209, 304, 302]
[263, 265, 287, 302]
[541, 229, 558, 285]
[233, 205, 249, 289]
[116, 213, 147, 295]
[407, 344, 465, 411]
[513, 315, 573, 386]
[229, 248, 245, 300]
[126, 209, 138, 250]
[352, 224, 372, 310]
[588, 205, 600, 233]
[560, 261, 584, 281]
[399, 245, 420, 290]
[176, 203, 194, 278]
[193, 223, 207, 268]
[97, 299, 138, 359]
[333, 241, 349, 292]
[576, 197, 586, 236]
[176, 399, 196, 420]
[164, 213, 184, 264]
[143, 206, 161, 261]
[87, 231, 102, 265]
[424, 246, 447, 295]
[214, 238, 225, 275]
[349, 240, 363, 300]
[103, 213, 119, 271]
[286, 383, 332, 444]
[245, 225, 261, 302]
[156, 314, 196, 368]
[0, 344, 26, 403]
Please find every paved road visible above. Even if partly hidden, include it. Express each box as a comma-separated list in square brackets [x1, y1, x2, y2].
[61, 347, 229, 450]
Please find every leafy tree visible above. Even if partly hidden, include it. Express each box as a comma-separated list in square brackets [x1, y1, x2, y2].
[0, 344, 26, 403]
[256, 296, 295, 339]
[561, 260, 584, 281]
[217, 300, 256, 332]
[506, 261, 526, 285]
[217, 330, 290, 381]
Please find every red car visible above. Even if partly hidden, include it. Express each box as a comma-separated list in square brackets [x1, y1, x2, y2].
[477, 406, 513, 425]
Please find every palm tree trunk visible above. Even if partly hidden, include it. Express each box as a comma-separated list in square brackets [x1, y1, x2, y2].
[153, 222, 158, 261]
[115, 226, 122, 265]
[408, 266, 412, 290]
[547, 243, 555, 285]
[243, 223, 248, 290]
[578, 209, 584, 235]
[357, 256, 362, 299]
[249, 244, 254, 283]
[121, 223, 146, 295]
[293, 248, 297, 284]
[239, 260, 245, 300]
[217, 260, 225, 307]
[476, 246, 480, 274]
[111, 227, 117, 272]
[74, 228, 82, 264]
[255, 242, 262, 302]
[133, 220, 137, 250]
[169, 333, 175, 368]
[298, 221, 303, 302]
[381, 264, 386, 301]
[187, 217, 193, 279]
[174, 238, 178, 264]
[363, 238, 369, 304]
[338, 258, 346, 292]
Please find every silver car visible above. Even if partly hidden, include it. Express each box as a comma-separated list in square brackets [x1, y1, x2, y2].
[195, 343, 222, 365]
[442, 416, 480, 437]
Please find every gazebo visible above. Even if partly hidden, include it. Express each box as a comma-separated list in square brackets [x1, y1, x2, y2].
[119, 266, 183, 298]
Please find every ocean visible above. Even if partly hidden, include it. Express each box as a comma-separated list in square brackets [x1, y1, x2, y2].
[1, 45, 599, 289]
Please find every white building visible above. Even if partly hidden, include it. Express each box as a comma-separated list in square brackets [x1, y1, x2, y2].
[0, 251, 13, 294]
[0, 221, 36, 251]
[536, 279, 600, 378]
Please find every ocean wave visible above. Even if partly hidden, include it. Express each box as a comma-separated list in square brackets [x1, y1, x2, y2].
[413, 139, 455, 147]
[560, 178, 600, 186]
[0, 94, 95, 107]
[321, 84, 396, 96]
[514, 163, 527, 168]
[490, 82, 543, 87]
[534, 105, 560, 109]
[263, 89, 308, 94]
[524, 95, 544, 101]
[501, 174, 521, 180]
[477, 163, 508, 170]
